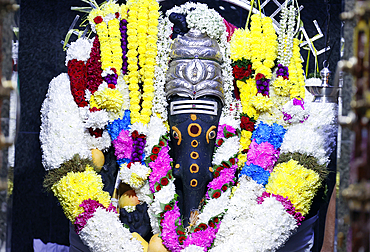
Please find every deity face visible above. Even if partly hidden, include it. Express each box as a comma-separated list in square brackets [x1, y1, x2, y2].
[167, 96, 222, 226]
[165, 29, 225, 227]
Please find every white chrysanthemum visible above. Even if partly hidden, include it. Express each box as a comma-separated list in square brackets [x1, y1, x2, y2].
[281, 101, 337, 165]
[196, 189, 231, 225]
[219, 116, 240, 130]
[182, 245, 204, 252]
[65, 38, 93, 65]
[40, 73, 91, 170]
[130, 122, 149, 135]
[281, 98, 310, 124]
[101, 67, 115, 77]
[79, 207, 143, 252]
[80, 107, 110, 130]
[135, 181, 152, 204]
[154, 181, 176, 206]
[120, 162, 151, 190]
[212, 136, 240, 165]
[145, 116, 168, 156]
[211, 177, 297, 252]
[84, 130, 111, 151]
[305, 77, 321, 87]
[150, 181, 176, 216]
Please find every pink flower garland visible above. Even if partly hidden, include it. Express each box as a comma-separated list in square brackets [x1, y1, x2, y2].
[112, 129, 133, 160]
[149, 145, 172, 193]
[161, 202, 182, 252]
[183, 223, 221, 250]
[217, 124, 236, 140]
[207, 164, 237, 199]
[246, 139, 280, 172]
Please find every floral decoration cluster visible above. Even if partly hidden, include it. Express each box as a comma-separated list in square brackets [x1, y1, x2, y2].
[39, 1, 337, 251]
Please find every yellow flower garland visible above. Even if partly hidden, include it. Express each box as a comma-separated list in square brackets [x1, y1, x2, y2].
[265, 159, 321, 216]
[89, 2, 123, 74]
[249, 15, 278, 79]
[289, 38, 305, 99]
[229, 28, 251, 61]
[126, 0, 158, 125]
[51, 165, 111, 222]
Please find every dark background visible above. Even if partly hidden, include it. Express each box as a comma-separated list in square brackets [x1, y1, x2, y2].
[12, 0, 342, 251]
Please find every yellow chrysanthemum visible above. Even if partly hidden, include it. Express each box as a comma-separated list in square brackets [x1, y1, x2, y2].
[288, 38, 305, 99]
[93, 87, 124, 113]
[273, 76, 291, 96]
[266, 159, 321, 216]
[251, 93, 273, 112]
[126, 0, 158, 125]
[239, 129, 252, 153]
[51, 165, 111, 223]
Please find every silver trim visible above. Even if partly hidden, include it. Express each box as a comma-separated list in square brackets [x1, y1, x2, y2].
[170, 100, 218, 115]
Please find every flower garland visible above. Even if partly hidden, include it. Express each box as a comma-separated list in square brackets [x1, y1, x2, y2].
[125, 0, 159, 125]
[277, 5, 296, 66]
[86, 37, 103, 94]
[289, 38, 306, 99]
[147, 118, 240, 251]
[88, 1, 123, 74]
[152, 15, 172, 121]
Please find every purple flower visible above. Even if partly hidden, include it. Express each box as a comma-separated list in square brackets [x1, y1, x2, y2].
[161, 202, 182, 252]
[112, 130, 133, 160]
[246, 140, 279, 172]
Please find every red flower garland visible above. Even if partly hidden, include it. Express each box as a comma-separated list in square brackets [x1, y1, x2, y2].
[68, 59, 88, 107]
[86, 36, 103, 94]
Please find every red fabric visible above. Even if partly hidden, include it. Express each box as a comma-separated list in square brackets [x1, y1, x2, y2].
[223, 19, 237, 42]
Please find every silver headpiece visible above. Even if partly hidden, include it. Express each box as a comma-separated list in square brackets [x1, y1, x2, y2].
[165, 29, 225, 104]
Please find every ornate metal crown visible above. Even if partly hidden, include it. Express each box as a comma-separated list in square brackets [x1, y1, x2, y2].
[165, 29, 225, 104]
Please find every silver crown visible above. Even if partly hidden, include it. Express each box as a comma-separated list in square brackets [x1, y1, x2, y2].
[165, 29, 225, 104]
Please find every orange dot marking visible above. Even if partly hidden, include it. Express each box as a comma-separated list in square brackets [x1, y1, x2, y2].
[190, 164, 199, 173]
[190, 179, 198, 187]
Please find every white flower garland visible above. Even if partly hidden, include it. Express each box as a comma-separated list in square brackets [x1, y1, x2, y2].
[212, 136, 240, 165]
[40, 73, 92, 170]
[152, 15, 172, 121]
[196, 189, 231, 225]
[65, 38, 93, 65]
[211, 177, 297, 252]
[277, 5, 296, 66]
[79, 207, 143, 252]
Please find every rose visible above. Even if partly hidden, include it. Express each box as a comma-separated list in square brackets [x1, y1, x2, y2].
[94, 16, 103, 24]
[243, 64, 252, 79]
[233, 65, 246, 80]
[152, 146, 160, 154]
[160, 177, 169, 186]
[241, 116, 255, 131]
[255, 73, 265, 80]
[212, 191, 221, 198]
